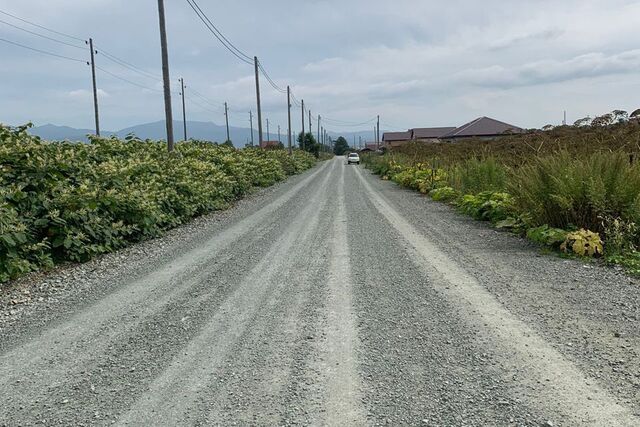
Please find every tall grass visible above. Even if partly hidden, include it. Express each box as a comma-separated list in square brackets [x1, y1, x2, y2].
[509, 151, 640, 232]
[446, 157, 507, 195]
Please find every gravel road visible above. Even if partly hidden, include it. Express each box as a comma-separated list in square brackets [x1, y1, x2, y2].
[1, 157, 639, 426]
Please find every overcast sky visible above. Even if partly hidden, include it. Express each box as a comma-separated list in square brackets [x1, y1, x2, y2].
[1, 0, 639, 133]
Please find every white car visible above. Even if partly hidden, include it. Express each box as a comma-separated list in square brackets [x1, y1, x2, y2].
[347, 153, 360, 165]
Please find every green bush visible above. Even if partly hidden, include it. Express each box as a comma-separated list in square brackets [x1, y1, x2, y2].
[0, 125, 316, 282]
[457, 191, 515, 223]
[429, 186, 458, 202]
[526, 225, 568, 247]
[561, 229, 604, 257]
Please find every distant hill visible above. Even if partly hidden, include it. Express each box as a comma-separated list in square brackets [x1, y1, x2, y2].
[29, 124, 112, 142]
[29, 121, 252, 148]
[28, 120, 387, 149]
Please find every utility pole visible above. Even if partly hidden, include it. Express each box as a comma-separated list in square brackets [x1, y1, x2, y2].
[301, 99, 305, 150]
[249, 111, 254, 146]
[179, 77, 187, 141]
[266, 118, 270, 141]
[157, 0, 174, 151]
[308, 110, 312, 134]
[374, 126, 377, 148]
[254, 56, 263, 146]
[87, 38, 100, 136]
[278, 125, 281, 143]
[224, 102, 230, 143]
[563, 110, 567, 126]
[376, 114, 380, 148]
[317, 115, 320, 148]
[321, 126, 324, 148]
[287, 86, 292, 155]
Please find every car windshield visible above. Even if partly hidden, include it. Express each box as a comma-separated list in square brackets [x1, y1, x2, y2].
[349, 153, 358, 157]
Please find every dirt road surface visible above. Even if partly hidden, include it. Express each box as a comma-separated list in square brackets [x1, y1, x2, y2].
[1, 157, 638, 426]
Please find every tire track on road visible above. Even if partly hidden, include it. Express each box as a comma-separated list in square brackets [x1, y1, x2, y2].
[117, 161, 337, 426]
[315, 160, 366, 426]
[0, 161, 332, 425]
[354, 165, 638, 426]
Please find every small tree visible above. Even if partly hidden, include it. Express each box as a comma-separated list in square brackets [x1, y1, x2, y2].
[221, 140, 234, 148]
[611, 110, 628, 123]
[574, 117, 592, 127]
[297, 132, 319, 157]
[333, 136, 350, 155]
[591, 113, 614, 127]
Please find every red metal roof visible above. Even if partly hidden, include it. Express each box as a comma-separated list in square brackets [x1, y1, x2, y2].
[411, 127, 457, 139]
[442, 117, 523, 138]
[382, 131, 411, 141]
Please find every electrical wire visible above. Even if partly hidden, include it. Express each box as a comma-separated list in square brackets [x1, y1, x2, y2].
[322, 116, 377, 126]
[185, 0, 252, 65]
[258, 60, 286, 93]
[95, 65, 163, 92]
[96, 47, 161, 81]
[185, 95, 221, 115]
[380, 121, 409, 130]
[0, 9, 84, 42]
[188, 88, 220, 109]
[0, 18, 85, 50]
[188, 0, 252, 62]
[0, 36, 85, 62]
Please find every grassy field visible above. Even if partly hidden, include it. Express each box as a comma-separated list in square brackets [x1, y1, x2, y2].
[0, 124, 317, 283]
[363, 120, 640, 272]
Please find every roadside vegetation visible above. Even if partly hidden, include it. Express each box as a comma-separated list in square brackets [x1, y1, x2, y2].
[363, 110, 640, 273]
[0, 124, 317, 283]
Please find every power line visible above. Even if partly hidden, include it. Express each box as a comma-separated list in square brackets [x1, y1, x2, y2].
[0, 36, 85, 62]
[323, 116, 378, 126]
[0, 9, 84, 42]
[185, 94, 220, 115]
[290, 90, 302, 107]
[0, 18, 85, 50]
[187, 0, 252, 62]
[380, 121, 409, 130]
[258, 60, 286, 93]
[95, 65, 163, 92]
[95, 46, 161, 81]
[184, 0, 252, 65]
[188, 88, 220, 109]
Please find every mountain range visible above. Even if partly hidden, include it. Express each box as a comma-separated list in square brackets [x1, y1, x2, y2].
[28, 121, 381, 149]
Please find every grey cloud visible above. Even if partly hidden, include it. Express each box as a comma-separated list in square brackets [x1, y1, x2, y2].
[0, 0, 639, 131]
[487, 28, 564, 51]
[457, 49, 640, 88]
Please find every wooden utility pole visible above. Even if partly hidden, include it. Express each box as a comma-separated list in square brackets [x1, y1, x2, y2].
[224, 102, 230, 143]
[301, 99, 305, 150]
[179, 77, 187, 141]
[249, 111, 254, 146]
[287, 86, 292, 155]
[278, 125, 281, 143]
[254, 56, 263, 146]
[317, 115, 320, 148]
[308, 110, 312, 134]
[157, 0, 174, 151]
[374, 126, 378, 149]
[87, 38, 100, 136]
[376, 115, 380, 147]
[266, 118, 270, 141]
